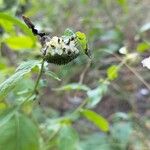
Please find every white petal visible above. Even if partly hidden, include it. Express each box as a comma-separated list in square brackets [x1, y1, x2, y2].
[119, 46, 127, 55]
[50, 49, 55, 56]
[141, 56, 150, 70]
[74, 48, 79, 54]
[49, 36, 60, 48]
[70, 41, 76, 48]
[57, 49, 63, 55]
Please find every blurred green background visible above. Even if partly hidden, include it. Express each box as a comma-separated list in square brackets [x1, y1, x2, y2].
[0, 0, 150, 150]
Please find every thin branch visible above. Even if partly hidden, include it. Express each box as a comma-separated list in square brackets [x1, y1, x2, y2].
[124, 63, 150, 91]
[115, 54, 150, 91]
[18, 59, 45, 108]
[73, 99, 88, 114]
[79, 60, 91, 84]
[103, 50, 150, 91]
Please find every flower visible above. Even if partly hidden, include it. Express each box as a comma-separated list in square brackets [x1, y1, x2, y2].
[141, 56, 150, 70]
[119, 46, 128, 55]
[44, 35, 81, 65]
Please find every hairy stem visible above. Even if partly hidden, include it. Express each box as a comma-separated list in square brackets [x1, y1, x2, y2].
[19, 58, 45, 107]
[33, 58, 45, 94]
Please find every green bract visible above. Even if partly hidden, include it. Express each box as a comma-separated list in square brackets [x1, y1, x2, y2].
[76, 31, 87, 51]
[76, 31, 90, 57]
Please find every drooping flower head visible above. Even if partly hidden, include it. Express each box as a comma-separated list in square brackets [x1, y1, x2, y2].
[22, 16, 91, 65]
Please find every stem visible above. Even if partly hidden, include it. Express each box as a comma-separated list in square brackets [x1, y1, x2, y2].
[19, 59, 45, 106]
[45, 127, 61, 150]
[73, 98, 88, 114]
[79, 60, 91, 84]
[103, 50, 150, 90]
[124, 63, 150, 91]
[33, 58, 45, 94]
[116, 55, 150, 91]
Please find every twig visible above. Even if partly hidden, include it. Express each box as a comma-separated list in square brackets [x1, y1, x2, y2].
[103, 50, 150, 91]
[124, 63, 150, 91]
[115, 55, 150, 91]
[79, 60, 91, 84]
[73, 98, 88, 114]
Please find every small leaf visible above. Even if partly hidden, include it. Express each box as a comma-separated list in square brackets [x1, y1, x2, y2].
[80, 133, 111, 150]
[116, 0, 128, 12]
[0, 110, 40, 150]
[117, 0, 127, 5]
[81, 109, 109, 132]
[63, 28, 75, 36]
[136, 42, 150, 53]
[111, 122, 132, 149]
[16, 60, 40, 71]
[0, 19, 13, 33]
[76, 31, 87, 51]
[0, 102, 7, 112]
[112, 112, 129, 121]
[54, 83, 90, 91]
[57, 125, 79, 150]
[0, 60, 41, 98]
[4, 36, 35, 50]
[76, 31, 86, 40]
[46, 71, 61, 81]
[107, 65, 119, 80]
[86, 83, 108, 108]
[0, 13, 34, 37]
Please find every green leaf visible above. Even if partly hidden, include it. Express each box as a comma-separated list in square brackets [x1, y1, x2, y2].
[117, 0, 127, 5]
[0, 102, 7, 112]
[63, 28, 75, 37]
[0, 18, 13, 33]
[81, 109, 109, 132]
[0, 60, 41, 98]
[76, 31, 87, 51]
[116, 0, 128, 12]
[16, 60, 40, 71]
[0, 13, 34, 37]
[46, 71, 61, 81]
[136, 42, 150, 53]
[80, 133, 111, 150]
[112, 112, 129, 121]
[107, 65, 119, 80]
[54, 83, 90, 91]
[111, 122, 132, 149]
[4, 36, 35, 50]
[0, 109, 40, 150]
[57, 125, 79, 150]
[86, 83, 108, 108]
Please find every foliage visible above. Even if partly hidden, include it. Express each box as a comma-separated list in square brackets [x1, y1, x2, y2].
[0, 60, 41, 98]
[81, 109, 109, 132]
[0, 0, 149, 150]
[0, 109, 39, 150]
[57, 125, 79, 150]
